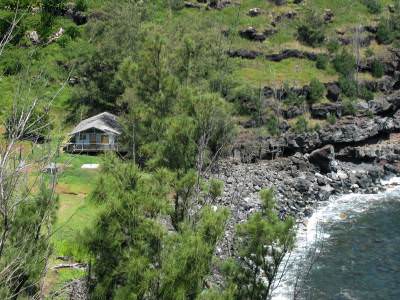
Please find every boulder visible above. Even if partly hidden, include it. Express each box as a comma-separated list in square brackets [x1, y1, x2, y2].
[239, 27, 276, 42]
[308, 145, 335, 173]
[248, 8, 261, 17]
[311, 103, 342, 119]
[47, 28, 65, 44]
[239, 27, 266, 41]
[336, 28, 346, 35]
[27, 31, 40, 44]
[364, 25, 378, 34]
[282, 106, 305, 119]
[271, 11, 297, 26]
[263, 86, 275, 98]
[326, 82, 341, 101]
[272, 0, 287, 6]
[295, 178, 311, 193]
[185, 2, 202, 9]
[227, 49, 262, 59]
[384, 162, 400, 174]
[265, 49, 318, 62]
[360, 76, 397, 94]
[319, 184, 335, 200]
[64, 4, 88, 25]
[323, 9, 334, 23]
[385, 90, 400, 111]
[338, 143, 400, 163]
[72, 11, 87, 25]
[279, 120, 290, 132]
[368, 98, 393, 115]
[208, 0, 232, 9]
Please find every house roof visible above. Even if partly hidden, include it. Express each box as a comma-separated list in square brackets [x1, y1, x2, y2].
[70, 112, 122, 135]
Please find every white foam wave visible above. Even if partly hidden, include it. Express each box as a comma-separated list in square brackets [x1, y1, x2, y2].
[270, 178, 400, 300]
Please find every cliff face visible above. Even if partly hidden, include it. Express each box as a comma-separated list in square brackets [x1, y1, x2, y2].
[234, 101, 400, 163]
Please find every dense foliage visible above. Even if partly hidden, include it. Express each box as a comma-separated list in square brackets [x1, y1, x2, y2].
[85, 155, 229, 299]
[222, 189, 295, 299]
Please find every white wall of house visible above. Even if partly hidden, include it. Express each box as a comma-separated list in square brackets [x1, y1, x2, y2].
[74, 132, 116, 145]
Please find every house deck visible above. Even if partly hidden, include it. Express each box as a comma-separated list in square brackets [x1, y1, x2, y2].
[64, 143, 121, 153]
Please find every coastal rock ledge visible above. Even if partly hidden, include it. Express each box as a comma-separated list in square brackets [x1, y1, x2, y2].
[209, 141, 400, 271]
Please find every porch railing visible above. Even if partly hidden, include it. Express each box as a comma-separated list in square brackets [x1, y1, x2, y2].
[64, 143, 120, 152]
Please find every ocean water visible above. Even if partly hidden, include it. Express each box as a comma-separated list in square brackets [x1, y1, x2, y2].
[271, 179, 400, 300]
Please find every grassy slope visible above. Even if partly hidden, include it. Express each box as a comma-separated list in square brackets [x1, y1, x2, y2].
[164, 0, 395, 87]
[45, 153, 101, 296]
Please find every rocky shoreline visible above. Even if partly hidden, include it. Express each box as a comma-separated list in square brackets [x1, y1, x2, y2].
[209, 132, 400, 282]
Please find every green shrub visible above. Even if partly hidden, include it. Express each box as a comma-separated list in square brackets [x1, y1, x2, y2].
[266, 113, 280, 136]
[0, 0, 34, 9]
[65, 25, 81, 39]
[359, 86, 374, 101]
[338, 76, 357, 98]
[365, 48, 374, 58]
[40, 0, 66, 37]
[316, 54, 329, 70]
[362, 0, 382, 14]
[342, 98, 357, 115]
[42, 0, 66, 15]
[298, 24, 325, 47]
[208, 179, 224, 201]
[376, 19, 395, 44]
[227, 85, 260, 115]
[283, 83, 306, 106]
[2, 57, 23, 75]
[297, 11, 325, 47]
[308, 78, 325, 104]
[326, 113, 337, 125]
[76, 0, 88, 11]
[169, 0, 185, 10]
[209, 72, 237, 98]
[393, 40, 400, 49]
[327, 39, 340, 54]
[0, 12, 26, 44]
[333, 49, 356, 76]
[313, 123, 321, 132]
[293, 115, 309, 133]
[57, 35, 71, 48]
[371, 59, 384, 78]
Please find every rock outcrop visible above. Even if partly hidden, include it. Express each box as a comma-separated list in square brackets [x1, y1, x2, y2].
[233, 113, 400, 163]
[248, 8, 261, 17]
[227, 49, 319, 61]
[308, 145, 336, 173]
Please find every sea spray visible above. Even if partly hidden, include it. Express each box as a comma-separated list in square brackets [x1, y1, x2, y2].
[271, 178, 400, 300]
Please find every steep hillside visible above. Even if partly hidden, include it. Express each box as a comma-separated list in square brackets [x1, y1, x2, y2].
[1, 0, 400, 298]
[1, 0, 399, 135]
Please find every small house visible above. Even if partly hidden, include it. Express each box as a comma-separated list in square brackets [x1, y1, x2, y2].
[65, 112, 123, 153]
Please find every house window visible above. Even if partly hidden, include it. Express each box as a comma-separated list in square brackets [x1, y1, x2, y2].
[101, 135, 109, 144]
[78, 133, 87, 142]
[90, 133, 97, 144]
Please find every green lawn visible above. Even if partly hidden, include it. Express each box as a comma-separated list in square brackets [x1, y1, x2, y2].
[52, 154, 101, 259]
[44, 153, 102, 296]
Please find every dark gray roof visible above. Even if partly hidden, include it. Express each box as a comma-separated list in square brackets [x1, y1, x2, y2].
[70, 112, 122, 135]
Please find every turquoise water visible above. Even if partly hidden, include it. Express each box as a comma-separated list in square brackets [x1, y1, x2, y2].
[300, 199, 400, 300]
